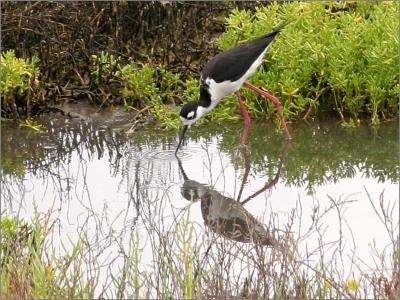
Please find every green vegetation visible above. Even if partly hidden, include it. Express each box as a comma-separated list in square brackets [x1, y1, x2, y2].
[105, 1, 399, 128]
[90, 51, 120, 81]
[216, 1, 399, 126]
[20, 118, 44, 132]
[153, 203, 203, 299]
[117, 62, 182, 127]
[89, 56, 259, 128]
[89, 55, 193, 128]
[0, 50, 40, 118]
[1, 211, 96, 298]
[2, 2, 397, 127]
[0, 206, 203, 299]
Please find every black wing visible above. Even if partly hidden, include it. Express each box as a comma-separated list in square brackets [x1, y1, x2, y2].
[202, 20, 288, 83]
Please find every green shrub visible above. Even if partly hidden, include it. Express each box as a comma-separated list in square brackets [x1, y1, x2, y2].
[1, 217, 33, 267]
[0, 49, 40, 117]
[90, 51, 120, 81]
[182, 77, 200, 102]
[151, 101, 180, 129]
[116, 61, 184, 128]
[1, 212, 94, 298]
[156, 65, 181, 101]
[216, 1, 399, 125]
[118, 62, 159, 105]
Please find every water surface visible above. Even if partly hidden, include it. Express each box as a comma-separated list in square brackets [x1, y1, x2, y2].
[2, 108, 398, 298]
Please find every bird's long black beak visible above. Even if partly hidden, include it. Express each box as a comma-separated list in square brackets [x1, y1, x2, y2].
[175, 125, 188, 156]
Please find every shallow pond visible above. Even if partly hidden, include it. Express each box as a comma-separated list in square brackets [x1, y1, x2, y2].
[2, 106, 398, 298]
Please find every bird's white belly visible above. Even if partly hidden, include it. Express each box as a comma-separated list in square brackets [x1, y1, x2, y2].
[207, 79, 243, 103]
[205, 45, 270, 103]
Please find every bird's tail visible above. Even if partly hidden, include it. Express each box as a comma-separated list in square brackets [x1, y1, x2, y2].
[274, 19, 289, 32]
[264, 19, 289, 38]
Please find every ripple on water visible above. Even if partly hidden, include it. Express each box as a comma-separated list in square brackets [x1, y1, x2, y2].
[140, 145, 205, 162]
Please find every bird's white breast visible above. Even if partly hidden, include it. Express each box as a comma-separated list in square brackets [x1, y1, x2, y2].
[206, 45, 270, 103]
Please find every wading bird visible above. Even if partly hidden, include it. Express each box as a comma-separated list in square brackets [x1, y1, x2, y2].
[175, 20, 292, 155]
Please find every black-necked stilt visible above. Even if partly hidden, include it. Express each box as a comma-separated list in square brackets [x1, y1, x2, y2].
[175, 20, 291, 155]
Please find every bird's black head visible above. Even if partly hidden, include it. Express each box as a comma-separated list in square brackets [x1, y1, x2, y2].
[179, 102, 199, 126]
[175, 101, 202, 156]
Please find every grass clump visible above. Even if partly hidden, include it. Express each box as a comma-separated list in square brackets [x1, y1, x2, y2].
[1, 211, 96, 298]
[1, 50, 40, 118]
[216, 1, 399, 126]
[158, 205, 203, 299]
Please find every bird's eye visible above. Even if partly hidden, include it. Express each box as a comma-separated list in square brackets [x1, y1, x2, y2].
[187, 111, 195, 120]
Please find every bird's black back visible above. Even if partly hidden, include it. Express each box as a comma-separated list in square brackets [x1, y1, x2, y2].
[202, 20, 288, 83]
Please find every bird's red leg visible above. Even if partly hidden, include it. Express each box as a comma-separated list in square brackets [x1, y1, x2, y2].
[239, 139, 291, 205]
[243, 81, 292, 140]
[236, 144, 251, 202]
[235, 91, 251, 145]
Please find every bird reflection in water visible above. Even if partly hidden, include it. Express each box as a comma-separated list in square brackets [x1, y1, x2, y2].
[177, 141, 290, 247]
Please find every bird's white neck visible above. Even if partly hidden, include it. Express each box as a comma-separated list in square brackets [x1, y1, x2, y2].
[196, 102, 216, 120]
